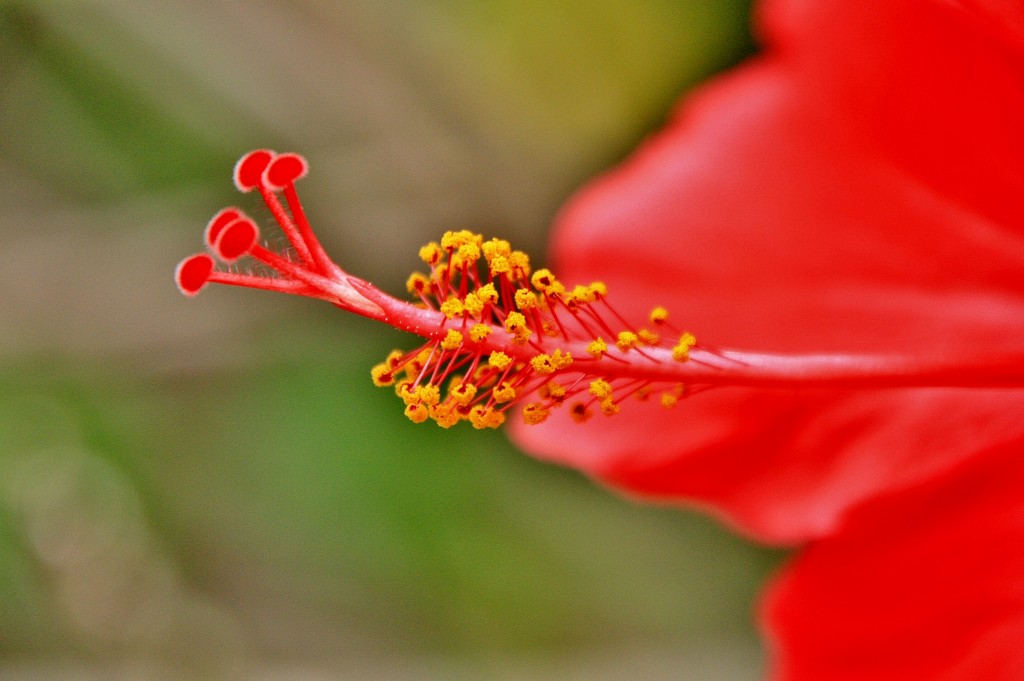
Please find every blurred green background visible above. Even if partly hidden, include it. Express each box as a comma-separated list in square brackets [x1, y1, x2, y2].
[0, 2, 783, 679]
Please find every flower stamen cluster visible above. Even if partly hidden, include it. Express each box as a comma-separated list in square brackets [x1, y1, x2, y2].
[369, 229, 695, 429]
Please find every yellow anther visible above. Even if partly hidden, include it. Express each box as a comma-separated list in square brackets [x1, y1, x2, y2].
[570, 402, 591, 423]
[481, 237, 511, 262]
[649, 306, 669, 325]
[493, 381, 517, 403]
[457, 241, 481, 264]
[530, 354, 556, 374]
[531, 269, 555, 289]
[568, 284, 595, 306]
[587, 337, 608, 358]
[505, 311, 527, 332]
[638, 328, 660, 345]
[476, 283, 498, 305]
[616, 331, 640, 352]
[508, 251, 531, 277]
[371, 363, 395, 387]
[661, 393, 678, 409]
[419, 242, 444, 266]
[406, 272, 431, 295]
[448, 381, 477, 407]
[531, 268, 564, 295]
[429, 402, 461, 429]
[488, 352, 512, 370]
[405, 348, 432, 378]
[539, 382, 567, 402]
[504, 311, 532, 344]
[599, 397, 620, 416]
[551, 349, 573, 370]
[441, 229, 481, 251]
[488, 255, 511, 275]
[405, 402, 429, 423]
[417, 384, 441, 406]
[588, 379, 613, 399]
[463, 292, 485, 317]
[522, 403, 550, 425]
[470, 323, 492, 342]
[396, 381, 417, 405]
[672, 332, 697, 362]
[440, 296, 464, 319]
[469, 405, 506, 430]
[589, 281, 608, 298]
[383, 350, 404, 369]
[441, 329, 464, 351]
[514, 289, 538, 310]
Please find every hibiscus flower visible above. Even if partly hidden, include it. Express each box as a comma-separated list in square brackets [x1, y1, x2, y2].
[176, 0, 1024, 677]
[509, 0, 1024, 677]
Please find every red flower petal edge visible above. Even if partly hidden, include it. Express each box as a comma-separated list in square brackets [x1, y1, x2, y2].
[761, 436, 1024, 680]
[510, 0, 1024, 543]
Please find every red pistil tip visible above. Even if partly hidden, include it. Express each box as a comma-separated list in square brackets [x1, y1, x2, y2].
[233, 149, 274, 192]
[263, 152, 308, 190]
[175, 253, 215, 297]
[205, 207, 242, 249]
[214, 217, 259, 262]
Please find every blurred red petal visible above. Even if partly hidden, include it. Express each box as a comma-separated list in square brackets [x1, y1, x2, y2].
[761, 437, 1024, 680]
[511, 0, 1024, 543]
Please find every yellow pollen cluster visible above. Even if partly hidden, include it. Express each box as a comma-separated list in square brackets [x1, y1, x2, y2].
[419, 242, 444, 266]
[504, 311, 532, 344]
[531, 269, 565, 296]
[371, 230, 701, 429]
[488, 352, 512, 370]
[469, 405, 505, 429]
[649, 306, 669, 325]
[440, 296, 464, 319]
[493, 382, 517, 403]
[672, 332, 697, 362]
[440, 329, 463, 351]
[515, 289, 538, 310]
[616, 331, 640, 352]
[470, 323, 492, 342]
[638, 328, 660, 345]
[539, 383, 567, 402]
[587, 379, 618, 416]
[530, 349, 573, 375]
[522, 403, 550, 425]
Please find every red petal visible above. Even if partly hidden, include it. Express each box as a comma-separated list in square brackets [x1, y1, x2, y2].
[761, 437, 1024, 680]
[511, 0, 1024, 543]
[762, 0, 1024, 229]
